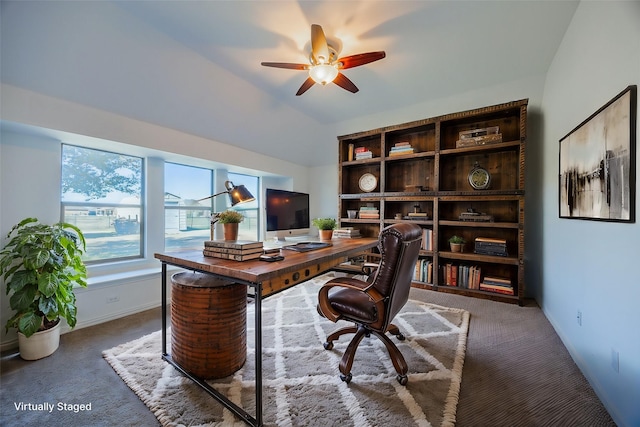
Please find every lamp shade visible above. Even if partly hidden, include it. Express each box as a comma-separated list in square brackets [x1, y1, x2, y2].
[196, 181, 255, 206]
[226, 181, 255, 206]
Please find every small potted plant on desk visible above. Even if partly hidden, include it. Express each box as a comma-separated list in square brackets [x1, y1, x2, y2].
[313, 218, 337, 240]
[448, 235, 466, 253]
[0, 218, 87, 360]
[218, 210, 244, 240]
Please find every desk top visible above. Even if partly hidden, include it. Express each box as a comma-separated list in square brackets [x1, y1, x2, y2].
[155, 238, 377, 286]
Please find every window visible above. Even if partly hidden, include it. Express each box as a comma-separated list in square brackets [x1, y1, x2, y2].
[164, 163, 213, 251]
[61, 145, 144, 263]
[228, 173, 259, 241]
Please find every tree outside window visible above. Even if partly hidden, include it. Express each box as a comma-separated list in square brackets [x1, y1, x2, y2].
[61, 145, 143, 262]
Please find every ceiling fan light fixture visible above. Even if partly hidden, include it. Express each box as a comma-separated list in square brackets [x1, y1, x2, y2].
[309, 64, 338, 85]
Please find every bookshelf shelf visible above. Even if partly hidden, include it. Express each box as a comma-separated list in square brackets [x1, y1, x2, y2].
[337, 99, 527, 304]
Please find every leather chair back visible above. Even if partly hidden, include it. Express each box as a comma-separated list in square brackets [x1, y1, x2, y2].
[369, 223, 423, 329]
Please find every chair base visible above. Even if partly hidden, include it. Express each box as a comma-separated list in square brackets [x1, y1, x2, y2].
[323, 323, 408, 385]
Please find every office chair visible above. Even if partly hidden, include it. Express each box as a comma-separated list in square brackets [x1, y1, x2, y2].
[317, 223, 423, 385]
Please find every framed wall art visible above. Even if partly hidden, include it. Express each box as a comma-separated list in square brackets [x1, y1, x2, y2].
[559, 85, 637, 222]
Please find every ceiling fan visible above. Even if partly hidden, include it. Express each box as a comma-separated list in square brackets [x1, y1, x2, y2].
[261, 24, 386, 96]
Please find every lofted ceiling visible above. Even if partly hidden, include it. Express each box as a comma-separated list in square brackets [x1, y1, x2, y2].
[1, 1, 578, 167]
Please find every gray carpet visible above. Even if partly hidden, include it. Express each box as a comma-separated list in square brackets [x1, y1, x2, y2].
[1, 278, 615, 426]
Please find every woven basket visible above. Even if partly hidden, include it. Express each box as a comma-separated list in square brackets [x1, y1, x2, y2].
[171, 272, 248, 379]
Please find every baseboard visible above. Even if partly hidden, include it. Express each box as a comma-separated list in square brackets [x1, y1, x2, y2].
[0, 301, 162, 354]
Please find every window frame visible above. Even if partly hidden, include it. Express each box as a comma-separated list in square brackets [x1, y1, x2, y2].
[60, 144, 145, 264]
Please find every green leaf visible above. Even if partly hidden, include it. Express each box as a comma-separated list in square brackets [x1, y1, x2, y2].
[39, 296, 58, 319]
[23, 248, 50, 270]
[5, 270, 36, 294]
[18, 312, 42, 337]
[9, 284, 37, 312]
[38, 272, 58, 297]
[63, 302, 77, 328]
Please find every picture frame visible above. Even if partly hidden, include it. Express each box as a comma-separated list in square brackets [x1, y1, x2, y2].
[559, 85, 637, 222]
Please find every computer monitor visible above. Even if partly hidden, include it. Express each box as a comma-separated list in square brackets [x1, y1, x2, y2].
[265, 188, 310, 242]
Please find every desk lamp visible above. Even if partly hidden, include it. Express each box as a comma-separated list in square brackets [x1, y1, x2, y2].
[197, 180, 255, 240]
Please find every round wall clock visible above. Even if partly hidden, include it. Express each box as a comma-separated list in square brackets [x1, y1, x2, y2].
[468, 162, 491, 190]
[358, 172, 378, 192]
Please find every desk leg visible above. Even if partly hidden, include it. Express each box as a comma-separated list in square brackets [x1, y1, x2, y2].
[255, 282, 263, 427]
[161, 262, 167, 355]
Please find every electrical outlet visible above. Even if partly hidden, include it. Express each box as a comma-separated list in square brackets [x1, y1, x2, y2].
[576, 310, 582, 326]
[611, 349, 619, 373]
[106, 296, 120, 304]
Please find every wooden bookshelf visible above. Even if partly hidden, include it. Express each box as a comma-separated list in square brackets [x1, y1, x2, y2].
[337, 99, 527, 304]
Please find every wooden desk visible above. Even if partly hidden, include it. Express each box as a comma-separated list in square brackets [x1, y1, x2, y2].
[155, 238, 377, 427]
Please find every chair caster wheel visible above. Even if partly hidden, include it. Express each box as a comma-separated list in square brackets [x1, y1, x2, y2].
[397, 374, 408, 385]
[323, 341, 333, 350]
[397, 333, 405, 341]
[340, 373, 352, 384]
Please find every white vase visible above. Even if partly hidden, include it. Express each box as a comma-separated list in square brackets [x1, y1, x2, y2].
[18, 321, 61, 360]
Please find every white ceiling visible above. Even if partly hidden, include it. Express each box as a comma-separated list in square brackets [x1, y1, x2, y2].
[1, 1, 578, 167]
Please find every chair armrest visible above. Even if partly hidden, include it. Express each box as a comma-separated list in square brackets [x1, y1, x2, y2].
[318, 278, 385, 322]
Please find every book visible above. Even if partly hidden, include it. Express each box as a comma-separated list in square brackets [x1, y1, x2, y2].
[413, 259, 433, 283]
[475, 237, 507, 244]
[421, 228, 433, 250]
[203, 246, 265, 256]
[333, 228, 361, 238]
[482, 276, 512, 286]
[203, 250, 263, 261]
[204, 240, 264, 250]
[480, 283, 514, 295]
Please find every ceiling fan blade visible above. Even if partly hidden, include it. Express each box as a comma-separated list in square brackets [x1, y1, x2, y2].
[261, 62, 308, 70]
[296, 77, 316, 96]
[338, 51, 386, 69]
[333, 72, 359, 93]
[311, 24, 330, 64]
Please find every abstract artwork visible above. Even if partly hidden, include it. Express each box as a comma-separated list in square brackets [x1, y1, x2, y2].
[559, 85, 637, 222]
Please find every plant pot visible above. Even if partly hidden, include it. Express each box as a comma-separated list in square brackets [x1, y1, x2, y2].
[18, 321, 61, 360]
[319, 230, 333, 240]
[223, 223, 239, 240]
[450, 243, 463, 253]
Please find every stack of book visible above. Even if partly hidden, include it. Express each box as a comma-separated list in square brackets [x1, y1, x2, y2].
[333, 227, 361, 239]
[359, 206, 380, 219]
[474, 237, 508, 257]
[203, 240, 264, 261]
[389, 141, 414, 157]
[479, 276, 514, 295]
[354, 146, 373, 160]
[404, 211, 429, 220]
[456, 126, 503, 148]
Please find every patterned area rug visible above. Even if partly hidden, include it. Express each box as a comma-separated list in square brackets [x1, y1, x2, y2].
[103, 273, 470, 427]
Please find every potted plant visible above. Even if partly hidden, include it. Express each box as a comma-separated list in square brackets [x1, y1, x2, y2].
[312, 218, 337, 240]
[217, 210, 244, 240]
[0, 218, 87, 360]
[448, 235, 466, 253]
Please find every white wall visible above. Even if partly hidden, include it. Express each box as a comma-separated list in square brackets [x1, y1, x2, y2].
[539, 2, 640, 426]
